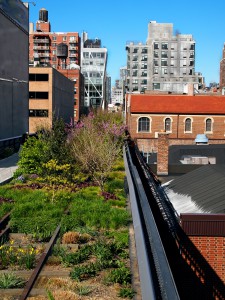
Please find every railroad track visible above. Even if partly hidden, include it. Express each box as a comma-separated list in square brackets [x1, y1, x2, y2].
[0, 213, 62, 299]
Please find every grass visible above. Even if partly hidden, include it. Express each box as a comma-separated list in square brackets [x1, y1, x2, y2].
[0, 157, 136, 298]
[0, 272, 26, 288]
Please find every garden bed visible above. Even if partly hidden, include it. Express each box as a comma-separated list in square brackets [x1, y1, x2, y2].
[0, 161, 136, 299]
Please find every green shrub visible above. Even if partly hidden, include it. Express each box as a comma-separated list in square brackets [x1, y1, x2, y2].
[0, 273, 26, 288]
[70, 263, 98, 281]
[118, 287, 135, 298]
[105, 266, 132, 285]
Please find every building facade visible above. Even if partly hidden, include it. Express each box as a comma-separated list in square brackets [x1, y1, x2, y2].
[126, 94, 225, 152]
[0, 1, 29, 139]
[220, 43, 225, 94]
[29, 8, 82, 121]
[29, 67, 74, 133]
[81, 32, 108, 111]
[126, 21, 204, 94]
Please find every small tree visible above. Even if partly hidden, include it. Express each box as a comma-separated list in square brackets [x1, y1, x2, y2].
[69, 111, 126, 191]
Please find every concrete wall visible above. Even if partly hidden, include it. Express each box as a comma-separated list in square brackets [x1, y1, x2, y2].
[0, 7, 29, 139]
[52, 68, 74, 124]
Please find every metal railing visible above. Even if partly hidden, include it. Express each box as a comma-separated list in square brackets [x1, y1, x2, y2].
[124, 142, 180, 299]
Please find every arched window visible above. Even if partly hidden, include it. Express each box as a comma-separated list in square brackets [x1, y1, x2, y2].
[205, 118, 212, 132]
[138, 117, 150, 132]
[165, 118, 171, 132]
[185, 118, 192, 132]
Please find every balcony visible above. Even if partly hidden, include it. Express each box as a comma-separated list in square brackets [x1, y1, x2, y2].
[38, 53, 50, 58]
[69, 53, 77, 58]
[33, 39, 50, 43]
[33, 46, 49, 50]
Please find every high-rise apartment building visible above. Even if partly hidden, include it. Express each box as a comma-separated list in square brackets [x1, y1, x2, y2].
[220, 43, 225, 94]
[126, 21, 203, 94]
[81, 32, 108, 111]
[29, 8, 83, 121]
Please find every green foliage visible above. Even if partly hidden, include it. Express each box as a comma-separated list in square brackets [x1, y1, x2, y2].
[70, 263, 98, 281]
[60, 244, 92, 267]
[16, 136, 49, 175]
[118, 287, 136, 298]
[16, 117, 75, 180]
[69, 111, 126, 191]
[0, 273, 26, 289]
[105, 266, 132, 285]
[61, 192, 130, 230]
[46, 289, 56, 300]
[75, 285, 93, 296]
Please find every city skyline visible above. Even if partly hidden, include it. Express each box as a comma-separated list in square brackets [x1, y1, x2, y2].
[28, 0, 225, 86]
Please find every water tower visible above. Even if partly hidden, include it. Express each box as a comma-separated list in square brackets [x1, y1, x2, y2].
[39, 8, 48, 22]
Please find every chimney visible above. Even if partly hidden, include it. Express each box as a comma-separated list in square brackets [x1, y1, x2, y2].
[157, 132, 169, 175]
[188, 83, 194, 96]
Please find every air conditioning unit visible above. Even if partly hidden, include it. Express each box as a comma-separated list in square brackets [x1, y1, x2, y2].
[155, 132, 159, 138]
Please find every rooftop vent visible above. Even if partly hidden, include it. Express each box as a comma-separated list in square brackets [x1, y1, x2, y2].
[195, 134, 208, 145]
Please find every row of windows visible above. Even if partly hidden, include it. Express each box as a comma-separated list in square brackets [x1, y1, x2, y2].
[138, 117, 213, 133]
[29, 110, 48, 117]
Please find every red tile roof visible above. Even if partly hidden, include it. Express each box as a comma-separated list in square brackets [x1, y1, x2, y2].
[129, 94, 225, 114]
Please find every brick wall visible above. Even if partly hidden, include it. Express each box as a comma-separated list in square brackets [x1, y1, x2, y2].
[189, 236, 225, 284]
[157, 133, 169, 175]
[127, 113, 225, 152]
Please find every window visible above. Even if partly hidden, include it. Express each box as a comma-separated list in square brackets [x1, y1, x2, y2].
[154, 51, 159, 58]
[205, 118, 212, 132]
[52, 36, 57, 41]
[161, 60, 168, 66]
[63, 36, 67, 41]
[153, 83, 160, 90]
[161, 51, 168, 58]
[185, 118, 192, 132]
[161, 43, 168, 50]
[29, 92, 48, 99]
[29, 110, 48, 117]
[165, 118, 171, 132]
[138, 117, 150, 132]
[154, 68, 158, 74]
[29, 74, 49, 81]
[154, 43, 159, 49]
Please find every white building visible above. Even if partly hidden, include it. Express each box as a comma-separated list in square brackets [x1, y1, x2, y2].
[81, 32, 108, 111]
[126, 21, 204, 94]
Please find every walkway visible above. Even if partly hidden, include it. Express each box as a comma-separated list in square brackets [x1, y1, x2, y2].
[0, 152, 19, 184]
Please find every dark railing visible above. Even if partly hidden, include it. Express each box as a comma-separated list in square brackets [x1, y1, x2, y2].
[0, 136, 22, 159]
[129, 141, 225, 299]
[124, 141, 180, 299]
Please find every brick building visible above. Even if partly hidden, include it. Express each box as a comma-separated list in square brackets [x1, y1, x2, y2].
[29, 67, 74, 133]
[126, 93, 225, 153]
[29, 8, 83, 121]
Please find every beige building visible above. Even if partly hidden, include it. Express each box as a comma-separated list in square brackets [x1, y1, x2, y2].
[29, 67, 74, 133]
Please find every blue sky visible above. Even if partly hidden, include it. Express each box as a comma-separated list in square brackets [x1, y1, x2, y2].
[28, 0, 225, 86]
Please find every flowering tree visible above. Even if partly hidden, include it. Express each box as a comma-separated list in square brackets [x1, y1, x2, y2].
[69, 110, 127, 191]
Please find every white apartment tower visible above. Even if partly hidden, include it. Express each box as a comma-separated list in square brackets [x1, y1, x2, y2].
[126, 21, 203, 94]
[81, 32, 107, 110]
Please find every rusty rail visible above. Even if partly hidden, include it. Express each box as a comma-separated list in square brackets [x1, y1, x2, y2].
[19, 224, 61, 300]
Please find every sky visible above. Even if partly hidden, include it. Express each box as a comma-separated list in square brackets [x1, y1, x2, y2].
[28, 0, 225, 87]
